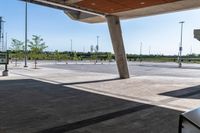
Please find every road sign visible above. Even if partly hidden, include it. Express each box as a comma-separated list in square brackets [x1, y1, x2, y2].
[194, 29, 200, 41]
[0, 51, 8, 64]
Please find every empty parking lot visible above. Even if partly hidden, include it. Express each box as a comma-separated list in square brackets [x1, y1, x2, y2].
[0, 62, 200, 133]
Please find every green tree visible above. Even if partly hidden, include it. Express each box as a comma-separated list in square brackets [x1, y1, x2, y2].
[28, 35, 48, 68]
[54, 50, 62, 64]
[73, 52, 78, 64]
[10, 39, 24, 66]
[107, 52, 112, 63]
[65, 53, 69, 64]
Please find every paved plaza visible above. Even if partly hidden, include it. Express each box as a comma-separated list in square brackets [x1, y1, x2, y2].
[1, 62, 200, 133]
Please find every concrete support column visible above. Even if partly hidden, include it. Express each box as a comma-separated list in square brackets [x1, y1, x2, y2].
[106, 15, 130, 79]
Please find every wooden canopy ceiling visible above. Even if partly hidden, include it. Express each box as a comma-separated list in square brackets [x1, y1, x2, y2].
[23, 0, 200, 23]
[76, 0, 179, 14]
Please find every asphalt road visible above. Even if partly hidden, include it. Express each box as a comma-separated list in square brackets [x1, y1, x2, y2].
[41, 62, 200, 78]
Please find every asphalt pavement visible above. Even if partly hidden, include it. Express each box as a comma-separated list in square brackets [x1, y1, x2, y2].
[41, 62, 200, 78]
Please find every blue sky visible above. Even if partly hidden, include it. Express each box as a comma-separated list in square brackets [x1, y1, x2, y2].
[1, 0, 200, 55]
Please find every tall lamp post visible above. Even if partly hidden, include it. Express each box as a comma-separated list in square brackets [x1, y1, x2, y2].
[70, 39, 73, 52]
[178, 21, 184, 68]
[140, 42, 142, 62]
[0, 17, 3, 51]
[96, 36, 99, 52]
[0, 17, 8, 76]
[24, 1, 28, 67]
[0, 17, 5, 51]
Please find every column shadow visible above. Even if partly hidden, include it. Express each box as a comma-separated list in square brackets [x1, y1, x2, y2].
[159, 85, 200, 99]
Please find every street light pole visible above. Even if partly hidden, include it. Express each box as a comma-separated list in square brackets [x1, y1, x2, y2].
[149, 45, 151, 55]
[5, 33, 7, 51]
[0, 17, 2, 51]
[96, 36, 99, 52]
[24, 1, 28, 67]
[140, 42, 142, 62]
[70, 39, 73, 52]
[0, 17, 2, 48]
[0, 17, 5, 51]
[178, 21, 184, 68]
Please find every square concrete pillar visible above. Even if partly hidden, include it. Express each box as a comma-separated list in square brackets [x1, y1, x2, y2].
[106, 15, 130, 79]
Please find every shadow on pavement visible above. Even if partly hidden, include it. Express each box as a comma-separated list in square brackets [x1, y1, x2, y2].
[0, 79, 182, 133]
[160, 85, 200, 99]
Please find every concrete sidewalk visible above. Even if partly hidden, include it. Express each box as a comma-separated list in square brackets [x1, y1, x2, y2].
[0, 65, 200, 133]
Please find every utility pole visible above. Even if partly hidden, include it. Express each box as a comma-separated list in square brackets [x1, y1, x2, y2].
[24, 1, 28, 67]
[178, 21, 184, 68]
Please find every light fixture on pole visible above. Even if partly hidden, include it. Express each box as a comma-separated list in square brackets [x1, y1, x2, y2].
[178, 21, 184, 68]
[24, 1, 28, 67]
